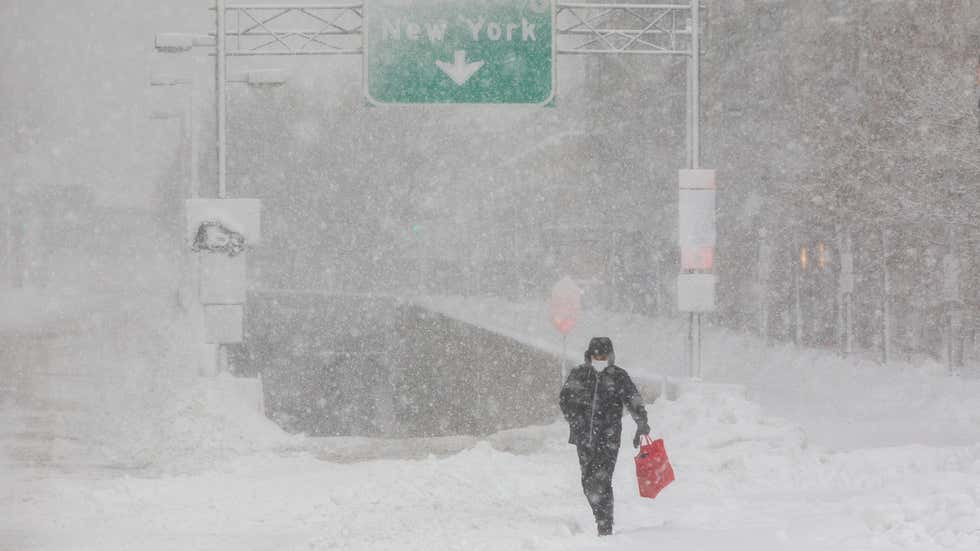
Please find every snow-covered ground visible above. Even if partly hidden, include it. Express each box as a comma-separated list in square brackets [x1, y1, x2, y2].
[3, 294, 980, 550]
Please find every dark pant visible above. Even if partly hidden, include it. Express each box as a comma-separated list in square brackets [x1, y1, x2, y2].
[576, 442, 620, 534]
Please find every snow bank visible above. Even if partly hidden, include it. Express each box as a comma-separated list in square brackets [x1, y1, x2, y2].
[149, 373, 303, 473]
[107, 304, 303, 473]
[419, 295, 980, 450]
[654, 382, 810, 495]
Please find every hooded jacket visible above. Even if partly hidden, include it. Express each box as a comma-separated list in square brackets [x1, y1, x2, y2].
[559, 345, 649, 448]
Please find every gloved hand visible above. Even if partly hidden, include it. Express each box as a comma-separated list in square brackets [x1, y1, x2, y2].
[633, 422, 651, 448]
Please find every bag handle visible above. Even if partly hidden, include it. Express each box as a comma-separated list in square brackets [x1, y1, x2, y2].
[636, 435, 656, 456]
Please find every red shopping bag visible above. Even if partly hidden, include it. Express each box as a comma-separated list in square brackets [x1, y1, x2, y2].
[635, 436, 675, 499]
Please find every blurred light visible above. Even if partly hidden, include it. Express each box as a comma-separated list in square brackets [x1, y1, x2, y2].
[681, 246, 713, 272]
[800, 245, 808, 272]
[817, 242, 828, 270]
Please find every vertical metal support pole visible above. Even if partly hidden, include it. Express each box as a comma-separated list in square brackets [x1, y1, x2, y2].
[186, 81, 201, 313]
[794, 236, 803, 347]
[843, 233, 853, 357]
[758, 229, 771, 344]
[881, 227, 890, 364]
[188, 82, 199, 199]
[685, 43, 693, 170]
[687, 312, 694, 378]
[3, 199, 12, 287]
[216, 0, 228, 199]
[237, 8, 242, 52]
[683, 1, 702, 381]
[560, 335, 567, 383]
[835, 223, 844, 356]
[690, 0, 701, 170]
[214, 0, 228, 374]
[22, 206, 34, 287]
[697, 312, 702, 379]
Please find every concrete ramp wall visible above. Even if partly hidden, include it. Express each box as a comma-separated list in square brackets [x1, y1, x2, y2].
[240, 291, 560, 437]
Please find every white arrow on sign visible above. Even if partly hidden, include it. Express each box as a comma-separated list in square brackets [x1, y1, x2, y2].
[435, 50, 484, 86]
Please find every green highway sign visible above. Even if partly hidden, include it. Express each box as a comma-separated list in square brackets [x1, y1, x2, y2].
[365, 0, 555, 104]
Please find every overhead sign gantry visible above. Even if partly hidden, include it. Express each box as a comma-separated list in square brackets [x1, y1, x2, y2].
[156, 0, 710, 377]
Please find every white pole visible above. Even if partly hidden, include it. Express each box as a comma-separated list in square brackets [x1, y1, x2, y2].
[683, 0, 701, 379]
[844, 233, 853, 357]
[560, 335, 567, 383]
[685, 36, 693, 170]
[690, 0, 701, 170]
[881, 227, 891, 364]
[795, 236, 803, 347]
[213, 0, 228, 375]
[696, 313, 702, 377]
[688, 312, 694, 377]
[188, 81, 199, 199]
[758, 228, 771, 343]
[216, 0, 228, 199]
[3, 199, 12, 287]
[183, 80, 202, 314]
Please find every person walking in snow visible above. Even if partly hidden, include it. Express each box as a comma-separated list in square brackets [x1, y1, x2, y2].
[559, 336, 650, 536]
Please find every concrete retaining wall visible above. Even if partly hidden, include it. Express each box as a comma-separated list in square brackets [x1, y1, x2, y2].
[240, 291, 561, 437]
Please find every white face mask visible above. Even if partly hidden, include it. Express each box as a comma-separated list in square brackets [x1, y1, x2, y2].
[592, 360, 609, 371]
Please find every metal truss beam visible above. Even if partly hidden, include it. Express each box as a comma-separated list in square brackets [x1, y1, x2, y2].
[213, 3, 364, 56]
[556, 2, 693, 55]
[212, 2, 696, 57]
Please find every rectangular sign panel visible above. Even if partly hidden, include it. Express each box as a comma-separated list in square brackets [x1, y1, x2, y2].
[678, 169, 716, 249]
[365, 0, 555, 104]
[200, 252, 247, 305]
[677, 273, 716, 313]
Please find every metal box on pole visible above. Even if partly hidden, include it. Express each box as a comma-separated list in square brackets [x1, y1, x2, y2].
[678, 169, 717, 313]
[186, 198, 262, 345]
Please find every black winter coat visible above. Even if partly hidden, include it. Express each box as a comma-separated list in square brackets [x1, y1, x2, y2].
[559, 364, 649, 449]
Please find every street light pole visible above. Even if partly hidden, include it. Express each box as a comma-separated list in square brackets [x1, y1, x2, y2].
[150, 75, 201, 317]
[187, 84, 199, 198]
[685, 1, 703, 379]
[3, 197, 12, 288]
[689, 0, 701, 171]
[150, 75, 198, 199]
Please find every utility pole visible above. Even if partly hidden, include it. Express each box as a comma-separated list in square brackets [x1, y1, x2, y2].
[690, 0, 702, 379]
[795, 234, 803, 346]
[3, 195, 12, 288]
[188, 84, 199, 199]
[881, 226, 891, 364]
[758, 227, 771, 343]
